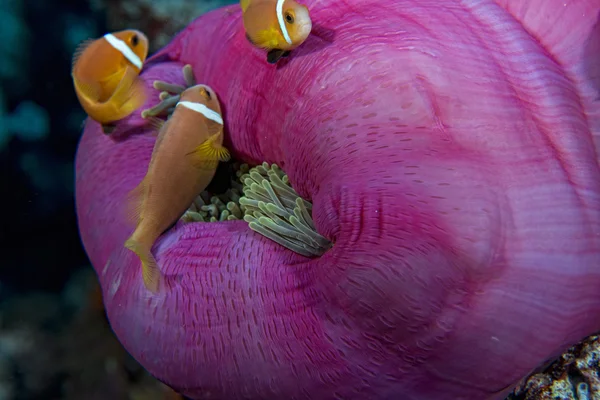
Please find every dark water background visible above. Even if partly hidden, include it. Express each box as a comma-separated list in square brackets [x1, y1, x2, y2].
[1, 0, 104, 295]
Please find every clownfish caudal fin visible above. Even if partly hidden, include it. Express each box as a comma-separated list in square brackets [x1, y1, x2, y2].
[186, 134, 231, 170]
[124, 237, 160, 293]
[124, 176, 147, 226]
[72, 74, 101, 102]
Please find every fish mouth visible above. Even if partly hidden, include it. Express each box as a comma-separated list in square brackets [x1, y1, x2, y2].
[297, 21, 313, 41]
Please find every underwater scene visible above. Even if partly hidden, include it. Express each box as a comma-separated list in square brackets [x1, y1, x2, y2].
[1, 0, 600, 399]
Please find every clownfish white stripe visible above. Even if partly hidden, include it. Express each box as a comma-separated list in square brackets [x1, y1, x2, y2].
[178, 101, 224, 125]
[103, 33, 143, 69]
[276, 0, 293, 45]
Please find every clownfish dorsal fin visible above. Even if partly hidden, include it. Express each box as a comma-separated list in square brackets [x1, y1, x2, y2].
[124, 175, 147, 227]
[71, 38, 96, 70]
[147, 116, 165, 133]
[152, 120, 169, 151]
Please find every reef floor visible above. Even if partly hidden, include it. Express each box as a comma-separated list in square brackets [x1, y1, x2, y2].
[0, 267, 184, 400]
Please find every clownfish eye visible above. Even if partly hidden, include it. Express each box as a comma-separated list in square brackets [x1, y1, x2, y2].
[200, 87, 212, 100]
[131, 34, 139, 46]
[285, 12, 294, 23]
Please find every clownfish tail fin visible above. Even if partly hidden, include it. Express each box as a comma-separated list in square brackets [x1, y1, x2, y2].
[124, 236, 160, 293]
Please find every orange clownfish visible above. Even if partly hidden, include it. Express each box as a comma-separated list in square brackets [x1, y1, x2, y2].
[124, 84, 231, 292]
[71, 29, 149, 134]
[241, 0, 312, 63]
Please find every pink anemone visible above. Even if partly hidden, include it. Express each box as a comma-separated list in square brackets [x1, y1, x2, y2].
[75, 0, 600, 399]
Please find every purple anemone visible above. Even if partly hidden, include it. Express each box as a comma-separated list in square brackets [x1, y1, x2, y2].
[75, 0, 600, 399]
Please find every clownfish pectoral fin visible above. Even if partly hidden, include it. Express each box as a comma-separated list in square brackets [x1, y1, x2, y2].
[186, 134, 231, 170]
[121, 77, 148, 115]
[98, 69, 130, 92]
[124, 176, 147, 226]
[124, 237, 160, 293]
[240, 0, 251, 13]
[110, 67, 147, 111]
[71, 38, 96, 69]
[72, 74, 101, 102]
[267, 49, 287, 64]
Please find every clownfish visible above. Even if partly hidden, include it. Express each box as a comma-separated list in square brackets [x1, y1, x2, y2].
[71, 29, 149, 134]
[124, 84, 231, 292]
[241, 0, 312, 64]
